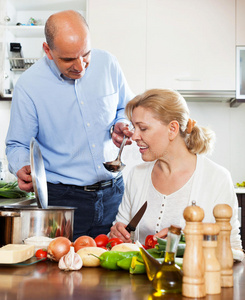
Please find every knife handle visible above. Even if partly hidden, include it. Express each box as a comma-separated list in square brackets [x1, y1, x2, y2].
[125, 224, 135, 233]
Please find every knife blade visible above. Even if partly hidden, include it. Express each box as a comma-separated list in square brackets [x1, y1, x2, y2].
[125, 201, 147, 233]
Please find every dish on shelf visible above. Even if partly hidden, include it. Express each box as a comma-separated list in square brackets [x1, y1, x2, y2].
[8, 58, 39, 71]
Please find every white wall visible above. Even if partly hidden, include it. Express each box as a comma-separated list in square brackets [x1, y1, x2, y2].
[1, 100, 245, 185]
[121, 101, 245, 185]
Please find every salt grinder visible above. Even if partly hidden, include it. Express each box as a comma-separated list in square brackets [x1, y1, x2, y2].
[213, 204, 233, 287]
[182, 201, 206, 298]
[203, 223, 221, 294]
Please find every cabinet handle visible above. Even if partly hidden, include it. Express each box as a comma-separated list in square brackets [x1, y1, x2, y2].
[175, 78, 201, 81]
[4, 16, 11, 22]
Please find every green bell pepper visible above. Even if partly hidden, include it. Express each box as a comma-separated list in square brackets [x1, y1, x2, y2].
[98, 251, 139, 270]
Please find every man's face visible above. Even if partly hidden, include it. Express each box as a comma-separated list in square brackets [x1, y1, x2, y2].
[43, 27, 91, 80]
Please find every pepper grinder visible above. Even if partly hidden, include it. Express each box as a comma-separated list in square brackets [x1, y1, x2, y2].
[182, 201, 206, 298]
[213, 204, 233, 287]
[203, 223, 221, 294]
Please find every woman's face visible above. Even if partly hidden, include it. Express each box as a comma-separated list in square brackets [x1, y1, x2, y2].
[131, 106, 170, 161]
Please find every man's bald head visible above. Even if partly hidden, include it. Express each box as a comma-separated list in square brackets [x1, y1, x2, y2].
[45, 10, 89, 50]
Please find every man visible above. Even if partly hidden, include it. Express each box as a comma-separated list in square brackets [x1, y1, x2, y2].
[5, 10, 134, 240]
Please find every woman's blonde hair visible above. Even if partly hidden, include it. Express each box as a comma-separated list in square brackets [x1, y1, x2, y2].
[125, 89, 215, 154]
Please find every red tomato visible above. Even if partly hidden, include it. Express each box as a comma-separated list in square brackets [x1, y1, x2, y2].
[35, 249, 48, 260]
[73, 235, 97, 252]
[106, 238, 124, 249]
[99, 246, 108, 250]
[94, 234, 109, 248]
[145, 235, 158, 249]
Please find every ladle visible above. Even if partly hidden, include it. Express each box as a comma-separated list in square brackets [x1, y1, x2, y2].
[103, 135, 128, 172]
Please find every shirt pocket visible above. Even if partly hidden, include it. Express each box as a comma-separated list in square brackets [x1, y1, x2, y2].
[95, 92, 119, 127]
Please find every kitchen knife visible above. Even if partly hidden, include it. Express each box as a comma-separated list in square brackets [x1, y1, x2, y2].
[125, 201, 147, 233]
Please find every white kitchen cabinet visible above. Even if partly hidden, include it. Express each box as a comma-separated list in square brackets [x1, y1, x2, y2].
[87, 0, 236, 94]
[0, 0, 86, 98]
[146, 0, 236, 91]
[236, 0, 245, 45]
[87, 0, 147, 95]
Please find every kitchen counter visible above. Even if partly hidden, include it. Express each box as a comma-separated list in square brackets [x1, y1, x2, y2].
[235, 187, 245, 194]
[0, 259, 244, 300]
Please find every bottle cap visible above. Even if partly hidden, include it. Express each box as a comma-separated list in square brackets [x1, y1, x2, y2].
[169, 225, 182, 235]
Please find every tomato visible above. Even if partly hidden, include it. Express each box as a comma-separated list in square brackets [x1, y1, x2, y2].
[74, 235, 97, 252]
[99, 246, 108, 250]
[145, 235, 158, 249]
[94, 234, 109, 248]
[106, 238, 123, 249]
[35, 249, 48, 260]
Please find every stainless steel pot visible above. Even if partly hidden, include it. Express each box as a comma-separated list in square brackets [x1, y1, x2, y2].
[0, 205, 75, 246]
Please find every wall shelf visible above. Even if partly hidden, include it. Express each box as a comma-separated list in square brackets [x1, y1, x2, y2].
[6, 25, 44, 38]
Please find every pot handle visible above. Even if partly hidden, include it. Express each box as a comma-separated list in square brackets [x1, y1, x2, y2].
[0, 211, 21, 217]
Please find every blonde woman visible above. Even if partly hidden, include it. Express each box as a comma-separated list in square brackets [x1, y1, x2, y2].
[110, 89, 243, 255]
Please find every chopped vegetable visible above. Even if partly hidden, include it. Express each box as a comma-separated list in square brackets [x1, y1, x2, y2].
[155, 237, 186, 257]
[145, 235, 158, 249]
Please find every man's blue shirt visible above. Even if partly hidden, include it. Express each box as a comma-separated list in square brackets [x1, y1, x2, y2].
[6, 49, 134, 185]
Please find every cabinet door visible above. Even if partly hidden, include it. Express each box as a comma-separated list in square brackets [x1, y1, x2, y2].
[236, 0, 245, 45]
[146, 0, 235, 91]
[87, 0, 146, 94]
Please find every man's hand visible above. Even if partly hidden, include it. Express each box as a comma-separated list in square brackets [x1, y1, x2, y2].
[16, 165, 34, 192]
[111, 122, 133, 148]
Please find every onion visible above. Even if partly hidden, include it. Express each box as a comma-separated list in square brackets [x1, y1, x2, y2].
[47, 236, 72, 262]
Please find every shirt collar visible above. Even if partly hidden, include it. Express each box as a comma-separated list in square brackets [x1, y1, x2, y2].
[45, 56, 64, 81]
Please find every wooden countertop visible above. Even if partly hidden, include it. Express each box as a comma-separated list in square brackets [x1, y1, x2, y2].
[0, 259, 244, 300]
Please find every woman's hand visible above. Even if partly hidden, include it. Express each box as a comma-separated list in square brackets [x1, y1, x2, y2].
[153, 228, 169, 241]
[109, 222, 132, 243]
[16, 165, 33, 192]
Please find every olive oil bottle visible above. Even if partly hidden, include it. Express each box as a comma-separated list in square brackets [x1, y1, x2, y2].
[152, 225, 183, 295]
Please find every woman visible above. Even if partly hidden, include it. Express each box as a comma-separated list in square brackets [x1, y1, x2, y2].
[110, 89, 242, 252]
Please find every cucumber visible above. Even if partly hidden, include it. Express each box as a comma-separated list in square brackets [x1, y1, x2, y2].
[155, 237, 186, 257]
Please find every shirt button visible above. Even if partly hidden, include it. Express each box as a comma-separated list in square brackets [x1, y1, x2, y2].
[157, 224, 159, 226]
[92, 144, 95, 148]
[156, 231, 159, 233]
[87, 123, 90, 127]
[162, 204, 164, 207]
[98, 165, 101, 169]
[81, 101, 84, 105]
[160, 211, 163, 213]
[158, 217, 161, 220]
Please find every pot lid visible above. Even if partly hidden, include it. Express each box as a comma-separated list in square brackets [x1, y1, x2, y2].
[30, 137, 48, 209]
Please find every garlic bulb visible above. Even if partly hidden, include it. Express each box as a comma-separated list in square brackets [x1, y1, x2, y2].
[58, 246, 83, 271]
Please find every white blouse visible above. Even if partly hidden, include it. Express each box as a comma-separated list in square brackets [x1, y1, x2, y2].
[114, 155, 242, 250]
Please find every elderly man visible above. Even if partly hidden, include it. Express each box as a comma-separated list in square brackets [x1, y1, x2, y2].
[6, 10, 134, 240]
